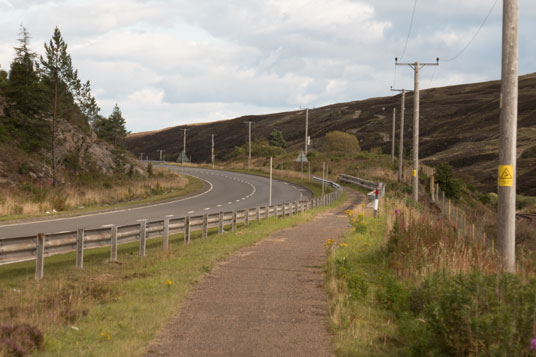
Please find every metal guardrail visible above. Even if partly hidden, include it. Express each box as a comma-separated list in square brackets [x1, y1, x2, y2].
[338, 174, 386, 197]
[312, 176, 341, 189]
[0, 188, 343, 280]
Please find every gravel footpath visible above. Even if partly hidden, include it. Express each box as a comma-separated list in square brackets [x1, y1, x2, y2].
[145, 189, 363, 357]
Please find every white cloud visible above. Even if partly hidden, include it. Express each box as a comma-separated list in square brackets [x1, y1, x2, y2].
[0, 0, 534, 132]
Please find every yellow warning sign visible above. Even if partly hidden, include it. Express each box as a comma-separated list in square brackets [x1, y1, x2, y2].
[498, 165, 513, 187]
[412, 170, 417, 177]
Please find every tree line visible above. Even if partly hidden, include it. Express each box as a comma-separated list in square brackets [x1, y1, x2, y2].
[0, 26, 129, 186]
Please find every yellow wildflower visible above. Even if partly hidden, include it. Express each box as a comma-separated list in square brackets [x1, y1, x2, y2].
[339, 243, 348, 247]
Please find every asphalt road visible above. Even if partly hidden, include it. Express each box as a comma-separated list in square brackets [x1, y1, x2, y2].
[0, 166, 311, 238]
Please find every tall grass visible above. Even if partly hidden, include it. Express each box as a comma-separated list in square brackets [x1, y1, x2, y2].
[327, 189, 536, 356]
[0, 168, 192, 219]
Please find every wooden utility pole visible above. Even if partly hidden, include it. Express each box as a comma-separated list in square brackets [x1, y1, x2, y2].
[269, 157, 273, 206]
[180, 129, 189, 166]
[305, 108, 309, 155]
[396, 58, 439, 202]
[211, 134, 215, 168]
[391, 107, 396, 163]
[245, 121, 253, 169]
[498, 0, 518, 273]
[391, 87, 409, 183]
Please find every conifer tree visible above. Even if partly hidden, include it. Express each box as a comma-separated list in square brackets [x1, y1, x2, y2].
[94, 104, 129, 146]
[39, 27, 99, 186]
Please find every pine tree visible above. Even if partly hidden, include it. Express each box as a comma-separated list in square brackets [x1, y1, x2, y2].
[4, 26, 48, 152]
[94, 104, 129, 146]
[39, 27, 99, 186]
[268, 129, 286, 148]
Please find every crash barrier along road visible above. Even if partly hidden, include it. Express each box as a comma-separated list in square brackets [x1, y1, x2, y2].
[0, 179, 342, 280]
[339, 173, 386, 217]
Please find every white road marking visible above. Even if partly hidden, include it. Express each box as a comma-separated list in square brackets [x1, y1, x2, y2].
[204, 208, 211, 211]
[0, 172, 215, 228]
[101, 224, 114, 227]
[187, 211, 195, 214]
[217, 204, 223, 207]
[165, 215, 174, 218]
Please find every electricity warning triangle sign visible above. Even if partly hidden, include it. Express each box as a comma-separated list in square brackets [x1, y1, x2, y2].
[498, 165, 513, 187]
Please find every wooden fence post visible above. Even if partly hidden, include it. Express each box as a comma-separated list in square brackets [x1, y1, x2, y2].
[295, 200, 299, 214]
[256, 207, 260, 221]
[448, 200, 451, 222]
[430, 175, 435, 202]
[218, 212, 224, 235]
[290, 202, 294, 217]
[35, 233, 45, 281]
[163, 218, 169, 250]
[140, 220, 147, 256]
[245, 209, 249, 226]
[232, 211, 237, 232]
[111, 225, 118, 261]
[202, 214, 208, 238]
[76, 228, 84, 269]
[185, 216, 191, 243]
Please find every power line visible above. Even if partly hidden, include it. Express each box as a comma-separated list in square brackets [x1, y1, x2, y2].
[442, 0, 499, 62]
[399, 0, 418, 61]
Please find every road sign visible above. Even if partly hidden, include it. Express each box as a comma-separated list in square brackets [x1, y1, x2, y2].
[177, 151, 190, 163]
[296, 151, 308, 163]
[498, 165, 513, 187]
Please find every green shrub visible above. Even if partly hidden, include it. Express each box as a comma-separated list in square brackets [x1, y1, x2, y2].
[403, 272, 536, 356]
[324, 131, 360, 153]
[434, 162, 463, 200]
[147, 162, 153, 177]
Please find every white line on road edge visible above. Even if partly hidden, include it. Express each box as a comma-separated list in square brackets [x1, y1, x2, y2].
[0, 171, 214, 228]
[187, 211, 195, 214]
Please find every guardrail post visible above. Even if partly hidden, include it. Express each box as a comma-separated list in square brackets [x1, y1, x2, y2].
[202, 214, 208, 238]
[245, 209, 249, 226]
[373, 186, 380, 218]
[111, 225, 118, 261]
[163, 218, 169, 250]
[430, 175, 435, 202]
[256, 207, 260, 221]
[283, 203, 286, 217]
[185, 216, 191, 243]
[218, 212, 224, 235]
[140, 220, 147, 256]
[35, 233, 45, 281]
[232, 211, 237, 232]
[295, 200, 299, 214]
[76, 228, 84, 269]
[289, 202, 293, 217]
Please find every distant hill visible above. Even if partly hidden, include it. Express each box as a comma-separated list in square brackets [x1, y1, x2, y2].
[126, 73, 536, 196]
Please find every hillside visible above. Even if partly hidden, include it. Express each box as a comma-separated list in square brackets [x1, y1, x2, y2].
[126, 73, 536, 195]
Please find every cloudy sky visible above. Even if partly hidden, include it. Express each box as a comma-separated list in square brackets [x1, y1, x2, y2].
[0, 0, 534, 133]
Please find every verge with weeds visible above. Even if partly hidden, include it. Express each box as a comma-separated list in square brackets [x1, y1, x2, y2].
[327, 190, 536, 356]
[0, 190, 345, 356]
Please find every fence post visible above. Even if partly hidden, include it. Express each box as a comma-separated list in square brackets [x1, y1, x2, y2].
[111, 225, 118, 261]
[232, 211, 237, 232]
[430, 175, 435, 202]
[472, 223, 475, 241]
[256, 207, 260, 221]
[448, 200, 451, 222]
[35, 233, 45, 281]
[163, 218, 169, 250]
[140, 220, 147, 256]
[185, 216, 191, 243]
[374, 185, 380, 218]
[202, 214, 208, 238]
[218, 212, 224, 235]
[245, 209, 249, 225]
[283, 203, 286, 217]
[76, 228, 84, 269]
[290, 202, 294, 217]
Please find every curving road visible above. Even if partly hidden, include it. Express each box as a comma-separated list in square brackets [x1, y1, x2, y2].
[0, 166, 311, 238]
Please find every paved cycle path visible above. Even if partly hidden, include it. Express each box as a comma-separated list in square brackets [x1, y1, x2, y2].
[145, 189, 363, 357]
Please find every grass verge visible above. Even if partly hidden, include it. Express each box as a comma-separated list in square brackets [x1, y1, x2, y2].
[327, 191, 536, 356]
[0, 192, 346, 356]
[0, 171, 205, 222]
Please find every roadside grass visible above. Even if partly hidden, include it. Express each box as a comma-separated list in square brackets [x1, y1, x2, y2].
[0, 169, 205, 222]
[327, 189, 536, 356]
[0, 192, 345, 356]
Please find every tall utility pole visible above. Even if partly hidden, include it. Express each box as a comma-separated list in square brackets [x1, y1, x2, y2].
[391, 107, 396, 163]
[245, 121, 253, 169]
[305, 108, 309, 155]
[396, 58, 439, 202]
[181, 128, 189, 166]
[498, 0, 518, 273]
[391, 87, 409, 183]
[269, 157, 273, 206]
[158, 150, 165, 162]
[211, 134, 215, 168]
